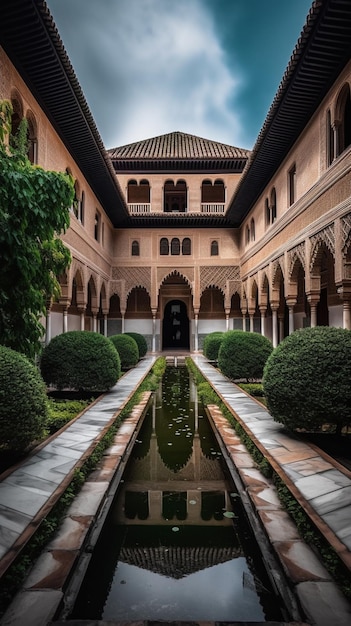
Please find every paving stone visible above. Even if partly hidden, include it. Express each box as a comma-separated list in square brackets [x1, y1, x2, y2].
[273, 540, 331, 583]
[295, 474, 346, 500]
[24, 549, 78, 590]
[296, 581, 351, 626]
[258, 509, 301, 542]
[0, 589, 63, 626]
[247, 484, 282, 510]
[67, 481, 109, 516]
[48, 515, 92, 551]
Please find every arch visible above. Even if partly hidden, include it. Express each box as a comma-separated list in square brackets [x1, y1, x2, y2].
[126, 286, 152, 319]
[131, 240, 140, 256]
[182, 237, 191, 255]
[201, 179, 225, 203]
[26, 110, 38, 163]
[326, 108, 334, 166]
[199, 286, 225, 320]
[171, 237, 180, 255]
[159, 269, 193, 293]
[250, 218, 255, 242]
[160, 237, 169, 255]
[164, 179, 187, 212]
[162, 299, 189, 349]
[245, 224, 250, 245]
[335, 83, 351, 156]
[211, 240, 219, 256]
[270, 187, 277, 223]
[10, 92, 23, 147]
[127, 179, 150, 203]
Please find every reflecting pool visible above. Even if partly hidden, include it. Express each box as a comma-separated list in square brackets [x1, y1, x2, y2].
[71, 366, 284, 621]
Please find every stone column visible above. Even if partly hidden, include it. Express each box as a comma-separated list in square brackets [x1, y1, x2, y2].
[271, 305, 278, 347]
[248, 309, 255, 333]
[103, 314, 108, 337]
[194, 311, 199, 351]
[278, 314, 284, 342]
[63, 307, 68, 333]
[259, 307, 266, 337]
[152, 309, 157, 353]
[286, 298, 296, 335]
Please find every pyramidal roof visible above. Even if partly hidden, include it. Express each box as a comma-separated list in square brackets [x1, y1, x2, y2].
[108, 131, 250, 161]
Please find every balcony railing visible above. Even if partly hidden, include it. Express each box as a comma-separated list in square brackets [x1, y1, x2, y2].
[128, 203, 151, 214]
[201, 203, 225, 214]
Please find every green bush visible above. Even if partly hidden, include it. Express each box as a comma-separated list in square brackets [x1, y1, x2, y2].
[46, 398, 91, 434]
[263, 326, 351, 433]
[109, 334, 139, 370]
[125, 332, 148, 358]
[0, 346, 48, 451]
[203, 331, 224, 361]
[40, 331, 121, 392]
[218, 330, 273, 382]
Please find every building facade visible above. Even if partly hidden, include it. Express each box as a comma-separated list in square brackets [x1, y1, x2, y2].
[1, 0, 351, 352]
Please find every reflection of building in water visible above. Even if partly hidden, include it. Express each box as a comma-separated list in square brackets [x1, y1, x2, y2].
[113, 393, 233, 527]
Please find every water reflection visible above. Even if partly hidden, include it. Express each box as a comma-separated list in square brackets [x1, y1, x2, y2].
[71, 367, 283, 622]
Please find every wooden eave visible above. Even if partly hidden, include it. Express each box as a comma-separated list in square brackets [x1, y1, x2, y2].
[226, 0, 351, 226]
[0, 0, 129, 227]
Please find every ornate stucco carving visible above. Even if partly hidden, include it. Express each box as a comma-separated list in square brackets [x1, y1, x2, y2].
[288, 242, 306, 277]
[200, 265, 240, 296]
[157, 267, 194, 289]
[341, 213, 351, 253]
[310, 224, 335, 271]
[111, 266, 152, 296]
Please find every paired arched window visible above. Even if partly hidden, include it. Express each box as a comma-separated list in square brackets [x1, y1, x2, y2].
[164, 180, 187, 212]
[127, 179, 150, 203]
[334, 84, 351, 160]
[201, 179, 225, 203]
[160, 237, 191, 255]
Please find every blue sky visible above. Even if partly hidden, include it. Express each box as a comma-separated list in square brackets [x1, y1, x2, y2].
[48, 0, 312, 151]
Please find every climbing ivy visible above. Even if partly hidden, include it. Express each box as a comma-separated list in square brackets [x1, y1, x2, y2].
[0, 100, 74, 359]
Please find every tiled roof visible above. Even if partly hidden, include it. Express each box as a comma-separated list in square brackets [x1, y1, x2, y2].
[109, 131, 250, 160]
[108, 131, 250, 173]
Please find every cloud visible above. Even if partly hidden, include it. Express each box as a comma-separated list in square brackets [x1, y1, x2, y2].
[49, 0, 245, 149]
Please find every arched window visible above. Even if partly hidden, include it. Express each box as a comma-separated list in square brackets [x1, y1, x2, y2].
[211, 240, 219, 256]
[250, 218, 255, 242]
[79, 191, 85, 224]
[245, 225, 250, 245]
[326, 109, 334, 166]
[26, 112, 38, 164]
[288, 165, 296, 206]
[164, 180, 187, 212]
[72, 181, 80, 218]
[131, 240, 140, 256]
[171, 237, 180, 255]
[201, 179, 225, 203]
[336, 84, 351, 156]
[271, 187, 277, 222]
[94, 210, 101, 242]
[160, 238, 169, 255]
[265, 198, 270, 227]
[10, 95, 23, 149]
[182, 237, 191, 255]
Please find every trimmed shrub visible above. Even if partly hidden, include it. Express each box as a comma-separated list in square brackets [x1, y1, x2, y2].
[218, 330, 273, 382]
[0, 346, 48, 451]
[109, 334, 139, 370]
[203, 331, 224, 361]
[40, 331, 121, 392]
[125, 332, 148, 358]
[263, 326, 351, 433]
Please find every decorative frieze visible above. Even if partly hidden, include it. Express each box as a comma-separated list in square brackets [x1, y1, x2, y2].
[310, 224, 335, 271]
[111, 266, 152, 295]
[288, 242, 306, 278]
[341, 213, 351, 252]
[200, 265, 240, 294]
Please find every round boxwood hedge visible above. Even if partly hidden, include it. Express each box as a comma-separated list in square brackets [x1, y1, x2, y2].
[125, 332, 148, 358]
[109, 334, 139, 370]
[263, 326, 351, 433]
[203, 331, 224, 361]
[0, 346, 48, 451]
[218, 330, 273, 382]
[40, 331, 121, 392]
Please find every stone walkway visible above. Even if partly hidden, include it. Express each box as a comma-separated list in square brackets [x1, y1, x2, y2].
[1, 353, 351, 626]
[192, 354, 351, 626]
[0, 356, 156, 579]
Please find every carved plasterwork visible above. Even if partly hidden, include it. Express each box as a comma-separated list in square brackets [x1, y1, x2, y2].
[272, 257, 285, 287]
[157, 267, 194, 289]
[288, 242, 306, 278]
[341, 213, 351, 252]
[310, 224, 335, 271]
[200, 266, 240, 296]
[112, 266, 152, 296]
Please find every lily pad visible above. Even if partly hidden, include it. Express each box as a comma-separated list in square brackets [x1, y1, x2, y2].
[223, 511, 236, 518]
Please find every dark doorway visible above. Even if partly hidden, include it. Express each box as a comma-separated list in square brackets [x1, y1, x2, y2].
[162, 300, 189, 349]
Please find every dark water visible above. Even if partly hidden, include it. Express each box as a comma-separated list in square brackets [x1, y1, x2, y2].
[71, 367, 284, 622]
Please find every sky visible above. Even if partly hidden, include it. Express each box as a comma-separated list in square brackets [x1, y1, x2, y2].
[47, 0, 312, 151]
